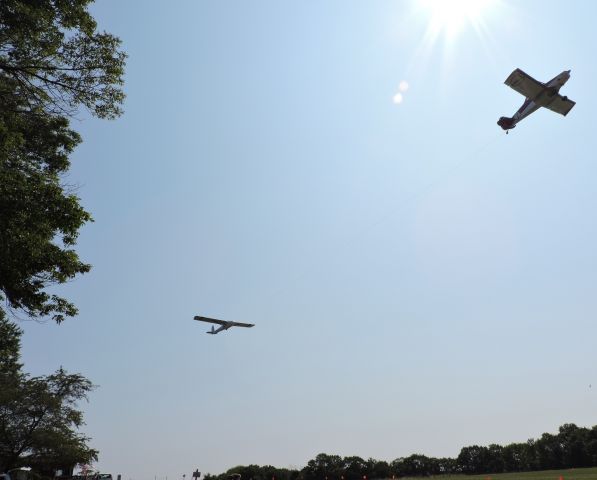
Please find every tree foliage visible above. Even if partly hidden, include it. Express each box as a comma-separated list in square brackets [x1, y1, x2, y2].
[0, 0, 126, 323]
[0, 0, 126, 119]
[0, 312, 98, 473]
[0, 308, 23, 377]
[204, 465, 299, 480]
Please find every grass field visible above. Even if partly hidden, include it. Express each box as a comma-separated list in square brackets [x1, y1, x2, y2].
[401, 467, 597, 480]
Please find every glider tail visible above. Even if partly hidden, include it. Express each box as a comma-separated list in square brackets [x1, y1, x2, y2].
[497, 116, 516, 131]
[207, 325, 216, 334]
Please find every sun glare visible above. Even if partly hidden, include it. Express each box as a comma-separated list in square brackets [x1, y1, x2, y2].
[420, 0, 496, 39]
[395, 1, 499, 106]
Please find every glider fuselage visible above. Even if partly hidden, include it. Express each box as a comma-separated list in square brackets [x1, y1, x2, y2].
[206, 322, 232, 334]
[193, 315, 255, 335]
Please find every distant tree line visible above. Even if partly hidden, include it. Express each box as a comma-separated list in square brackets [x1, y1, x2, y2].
[204, 424, 597, 480]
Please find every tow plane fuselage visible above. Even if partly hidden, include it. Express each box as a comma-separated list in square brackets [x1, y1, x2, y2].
[498, 69, 575, 132]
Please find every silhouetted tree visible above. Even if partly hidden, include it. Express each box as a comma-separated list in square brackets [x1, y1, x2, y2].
[486, 444, 505, 473]
[457, 445, 491, 474]
[366, 459, 390, 479]
[342, 456, 367, 480]
[303, 454, 344, 480]
[0, 313, 97, 472]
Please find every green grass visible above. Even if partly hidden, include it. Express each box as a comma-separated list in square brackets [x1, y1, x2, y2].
[401, 467, 597, 480]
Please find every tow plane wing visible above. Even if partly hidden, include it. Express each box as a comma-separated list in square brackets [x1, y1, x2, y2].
[544, 94, 576, 116]
[504, 68, 544, 99]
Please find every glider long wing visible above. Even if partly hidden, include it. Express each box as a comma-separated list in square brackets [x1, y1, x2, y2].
[229, 321, 255, 328]
[505, 68, 544, 99]
[193, 316, 255, 328]
[545, 94, 576, 116]
[194, 315, 227, 326]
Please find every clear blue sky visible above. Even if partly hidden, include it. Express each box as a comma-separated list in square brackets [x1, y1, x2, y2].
[19, 1, 597, 479]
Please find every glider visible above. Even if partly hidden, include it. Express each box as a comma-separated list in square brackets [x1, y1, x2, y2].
[498, 68, 575, 133]
[193, 315, 255, 334]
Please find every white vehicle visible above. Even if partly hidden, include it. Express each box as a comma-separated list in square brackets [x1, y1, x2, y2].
[498, 68, 575, 132]
[193, 315, 255, 335]
[1, 468, 33, 480]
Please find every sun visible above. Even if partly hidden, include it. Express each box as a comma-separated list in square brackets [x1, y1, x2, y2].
[419, 0, 496, 39]
[397, 0, 500, 104]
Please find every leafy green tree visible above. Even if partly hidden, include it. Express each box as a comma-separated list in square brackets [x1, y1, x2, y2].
[215, 465, 300, 480]
[486, 444, 505, 473]
[456, 445, 491, 474]
[0, 309, 23, 377]
[436, 457, 458, 475]
[390, 454, 435, 477]
[303, 454, 344, 480]
[366, 458, 390, 479]
[0, 0, 126, 119]
[535, 432, 563, 470]
[342, 456, 367, 480]
[502, 442, 529, 472]
[588, 426, 597, 466]
[520, 439, 538, 471]
[0, 313, 97, 473]
[0, 0, 126, 323]
[555, 424, 591, 468]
